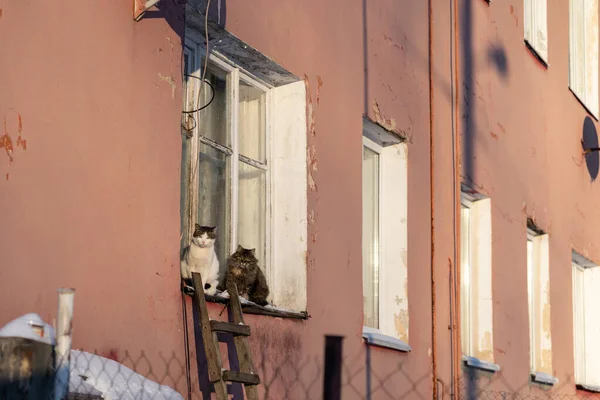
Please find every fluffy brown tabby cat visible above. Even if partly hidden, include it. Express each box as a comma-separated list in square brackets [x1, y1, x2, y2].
[223, 245, 270, 306]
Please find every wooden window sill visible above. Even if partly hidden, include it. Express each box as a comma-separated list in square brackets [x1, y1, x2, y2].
[204, 294, 309, 320]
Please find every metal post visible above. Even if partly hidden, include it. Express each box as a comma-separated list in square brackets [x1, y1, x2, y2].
[323, 335, 344, 400]
[54, 288, 75, 400]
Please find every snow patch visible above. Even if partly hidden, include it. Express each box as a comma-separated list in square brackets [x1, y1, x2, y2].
[0, 313, 55, 345]
[69, 350, 184, 400]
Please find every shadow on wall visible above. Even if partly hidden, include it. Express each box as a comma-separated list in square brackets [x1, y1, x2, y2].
[462, 1, 510, 184]
[582, 116, 599, 181]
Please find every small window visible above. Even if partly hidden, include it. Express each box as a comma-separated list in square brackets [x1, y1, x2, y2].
[361, 120, 409, 349]
[460, 191, 495, 366]
[524, 0, 549, 63]
[569, 0, 599, 117]
[526, 226, 553, 379]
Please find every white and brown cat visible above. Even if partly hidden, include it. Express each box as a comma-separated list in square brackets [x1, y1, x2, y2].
[180, 224, 220, 296]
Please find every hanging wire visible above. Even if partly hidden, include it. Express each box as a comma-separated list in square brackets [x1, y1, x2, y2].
[181, 76, 215, 114]
[180, 2, 212, 399]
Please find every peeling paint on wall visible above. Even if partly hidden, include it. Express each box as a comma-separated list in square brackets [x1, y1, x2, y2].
[305, 74, 319, 273]
[158, 73, 176, 98]
[476, 331, 494, 362]
[394, 309, 409, 342]
[372, 100, 397, 133]
[304, 75, 318, 194]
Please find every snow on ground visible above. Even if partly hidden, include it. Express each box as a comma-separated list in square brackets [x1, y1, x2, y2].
[69, 350, 184, 400]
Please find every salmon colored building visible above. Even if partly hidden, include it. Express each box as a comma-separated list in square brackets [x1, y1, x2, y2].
[2, 0, 600, 398]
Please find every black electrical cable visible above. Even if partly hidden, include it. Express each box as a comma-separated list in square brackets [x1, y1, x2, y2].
[181, 76, 215, 114]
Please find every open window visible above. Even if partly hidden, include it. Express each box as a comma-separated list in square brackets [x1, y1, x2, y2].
[181, 31, 307, 314]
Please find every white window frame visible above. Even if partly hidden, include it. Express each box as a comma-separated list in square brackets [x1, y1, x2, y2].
[182, 37, 308, 311]
[527, 229, 555, 383]
[573, 261, 587, 385]
[524, 0, 549, 63]
[527, 231, 537, 373]
[569, 0, 599, 118]
[572, 251, 600, 388]
[361, 134, 410, 352]
[362, 137, 383, 331]
[460, 191, 497, 371]
[183, 42, 272, 277]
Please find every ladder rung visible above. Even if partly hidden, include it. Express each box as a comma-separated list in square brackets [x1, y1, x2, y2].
[210, 321, 251, 336]
[222, 370, 260, 386]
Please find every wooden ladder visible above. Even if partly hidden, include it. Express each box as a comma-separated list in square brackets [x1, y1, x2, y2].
[191, 272, 260, 400]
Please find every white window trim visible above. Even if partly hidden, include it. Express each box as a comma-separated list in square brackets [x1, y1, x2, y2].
[361, 135, 410, 351]
[526, 228, 555, 383]
[460, 192, 497, 371]
[524, 0, 549, 64]
[571, 251, 600, 388]
[569, 0, 599, 118]
[182, 38, 308, 312]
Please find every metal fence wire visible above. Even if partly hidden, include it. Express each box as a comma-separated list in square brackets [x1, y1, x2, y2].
[1, 340, 597, 400]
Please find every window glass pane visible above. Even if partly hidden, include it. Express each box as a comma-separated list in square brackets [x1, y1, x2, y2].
[197, 143, 231, 265]
[362, 146, 379, 329]
[460, 205, 471, 355]
[198, 60, 231, 148]
[239, 81, 266, 163]
[238, 161, 267, 272]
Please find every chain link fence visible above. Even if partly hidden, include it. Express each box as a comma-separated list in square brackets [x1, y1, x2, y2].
[2, 337, 597, 400]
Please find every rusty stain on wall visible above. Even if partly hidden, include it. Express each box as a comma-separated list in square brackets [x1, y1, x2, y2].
[509, 5, 519, 27]
[316, 76, 323, 105]
[0, 111, 26, 171]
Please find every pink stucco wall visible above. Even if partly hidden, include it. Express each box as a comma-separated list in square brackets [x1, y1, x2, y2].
[1, 0, 596, 398]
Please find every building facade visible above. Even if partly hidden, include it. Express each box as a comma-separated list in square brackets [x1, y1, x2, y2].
[0, 0, 599, 398]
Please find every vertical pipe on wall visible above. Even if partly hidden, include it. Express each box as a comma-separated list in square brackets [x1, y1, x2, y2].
[428, 0, 438, 398]
[451, 0, 462, 397]
[54, 288, 75, 400]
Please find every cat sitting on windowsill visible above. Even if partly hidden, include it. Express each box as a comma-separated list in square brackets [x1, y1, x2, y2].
[181, 235, 270, 307]
[180, 224, 220, 296]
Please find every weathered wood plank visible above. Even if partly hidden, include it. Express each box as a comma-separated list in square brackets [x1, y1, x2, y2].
[227, 283, 260, 400]
[191, 273, 228, 399]
[222, 370, 260, 386]
[210, 321, 251, 336]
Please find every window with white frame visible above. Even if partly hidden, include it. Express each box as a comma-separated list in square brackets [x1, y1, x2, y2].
[569, 0, 599, 117]
[572, 252, 600, 388]
[181, 41, 308, 311]
[526, 226, 553, 378]
[361, 120, 409, 350]
[460, 192, 495, 365]
[524, 0, 548, 62]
